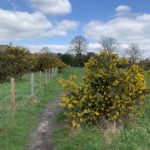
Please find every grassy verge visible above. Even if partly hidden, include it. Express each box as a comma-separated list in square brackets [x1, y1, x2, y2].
[0, 67, 84, 150]
[53, 73, 150, 150]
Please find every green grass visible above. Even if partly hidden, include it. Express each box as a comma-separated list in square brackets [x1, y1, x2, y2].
[0, 67, 84, 150]
[53, 74, 150, 150]
[53, 127, 103, 150]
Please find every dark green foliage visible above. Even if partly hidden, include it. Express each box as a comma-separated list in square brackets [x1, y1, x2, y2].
[0, 46, 31, 82]
[31, 52, 67, 72]
[139, 58, 150, 70]
[0, 46, 67, 82]
[57, 53, 73, 65]
[58, 52, 95, 67]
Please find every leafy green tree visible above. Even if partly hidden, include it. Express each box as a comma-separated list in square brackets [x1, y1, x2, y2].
[0, 46, 31, 82]
[31, 51, 67, 72]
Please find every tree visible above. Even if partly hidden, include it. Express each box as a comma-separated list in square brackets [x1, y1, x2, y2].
[0, 46, 31, 82]
[139, 58, 150, 70]
[57, 53, 73, 65]
[126, 43, 141, 64]
[100, 36, 118, 54]
[31, 51, 67, 72]
[69, 35, 88, 66]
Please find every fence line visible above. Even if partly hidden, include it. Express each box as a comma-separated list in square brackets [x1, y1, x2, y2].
[0, 67, 58, 114]
[31, 73, 35, 100]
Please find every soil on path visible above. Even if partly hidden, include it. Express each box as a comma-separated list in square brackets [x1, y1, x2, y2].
[26, 99, 59, 150]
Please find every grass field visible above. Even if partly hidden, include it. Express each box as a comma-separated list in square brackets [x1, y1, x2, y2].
[1, 67, 149, 150]
[53, 72, 150, 150]
[0, 67, 84, 150]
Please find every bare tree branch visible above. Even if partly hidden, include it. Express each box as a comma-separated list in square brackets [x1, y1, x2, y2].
[100, 36, 118, 54]
[68, 35, 88, 66]
[69, 35, 88, 55]
[125, 43, 141, 64]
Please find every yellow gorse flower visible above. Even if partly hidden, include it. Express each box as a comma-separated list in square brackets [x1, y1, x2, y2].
[59, 51, 146, 128]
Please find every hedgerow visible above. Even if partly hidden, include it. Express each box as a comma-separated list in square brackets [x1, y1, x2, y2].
[59, 51, 146, 128]
[0, 46, 67, 82]
[31, 52, 67, 72]
[0, 46, 31, 82]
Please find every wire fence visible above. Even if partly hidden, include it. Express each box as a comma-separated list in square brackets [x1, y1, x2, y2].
[0, 67, 58, 123]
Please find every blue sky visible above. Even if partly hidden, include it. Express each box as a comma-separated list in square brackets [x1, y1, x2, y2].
[0, 0, 150, 57]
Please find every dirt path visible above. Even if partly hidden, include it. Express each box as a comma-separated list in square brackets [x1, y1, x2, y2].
[26, 99, 59, 150]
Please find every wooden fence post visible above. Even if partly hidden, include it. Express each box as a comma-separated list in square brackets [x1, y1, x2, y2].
[49, 69, 51, 78]
[55, 67, 58, 75]
[31, 73, 35, 100]
[40, 71, 42, 89]
[56, 67, 58, 75]
[10, 78, 16, 110]
[52, 68, 54, 77]
[45, 70, 48, 85]
[54, 67, 56, 76]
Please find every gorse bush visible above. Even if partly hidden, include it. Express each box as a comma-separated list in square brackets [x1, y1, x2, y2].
[0, 46, 67, 82]
[0, 46, 31, 82]
[31, 52, 67, 72]
[60, 51, 146, 128]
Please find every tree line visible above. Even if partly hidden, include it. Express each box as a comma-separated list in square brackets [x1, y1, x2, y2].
[0, 46, 67, 82]
[1, 35, 149, 83]
[57, 35, 150, 70]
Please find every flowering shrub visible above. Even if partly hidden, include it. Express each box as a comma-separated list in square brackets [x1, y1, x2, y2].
[0, 46, 31, 82]
[31, 52, 67, 72]
[60, 51, 146, 128]
[0, 46, 67, 82]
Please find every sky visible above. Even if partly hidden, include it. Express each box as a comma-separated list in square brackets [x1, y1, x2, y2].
[0, 0, 150, 58]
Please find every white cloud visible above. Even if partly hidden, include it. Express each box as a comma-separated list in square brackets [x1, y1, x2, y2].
[84, 6, 150, 58]
[30, 0, 71, 15]
[46, 20, 79, 37]
[115, 5, 131, 16]
[88, 43, 101, 53]
[0, 9, 78, 42]
[84, 18, 145, 41]
[0, 9, 52, 41]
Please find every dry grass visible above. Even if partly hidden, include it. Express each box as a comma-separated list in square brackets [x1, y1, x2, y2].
[102, 124, 122, 144]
